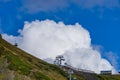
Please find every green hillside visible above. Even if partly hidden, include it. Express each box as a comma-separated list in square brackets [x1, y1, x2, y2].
[0, 36, 67, 80]
[0, 36, 119, 80]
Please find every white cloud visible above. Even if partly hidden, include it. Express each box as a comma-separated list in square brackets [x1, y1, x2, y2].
[20, 0, 120, 13]
[2, 19, 116, 73]
[64, 48, 116, 73]
[2, 34, 22, 45]
[105, 52, 119, 70]
[21, 0, 68, 13]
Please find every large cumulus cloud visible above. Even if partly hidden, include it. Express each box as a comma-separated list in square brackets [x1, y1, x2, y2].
[2, 20, 116, 73]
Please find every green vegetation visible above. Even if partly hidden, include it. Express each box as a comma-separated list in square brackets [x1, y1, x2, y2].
[34, 71, 50, 80]
[6, 52, 31, 75]
[97, 75, 120, 80]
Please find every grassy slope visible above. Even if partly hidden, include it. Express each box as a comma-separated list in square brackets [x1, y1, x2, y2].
[97, 75, 120, 80]
[0, 37, 67, 80]
[0, 37, 119, 80]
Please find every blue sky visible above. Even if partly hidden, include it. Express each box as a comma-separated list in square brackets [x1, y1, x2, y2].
[0, 0, 120, 71]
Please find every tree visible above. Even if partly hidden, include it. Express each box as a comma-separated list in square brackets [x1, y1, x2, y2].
[54, 55, 65, 66]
